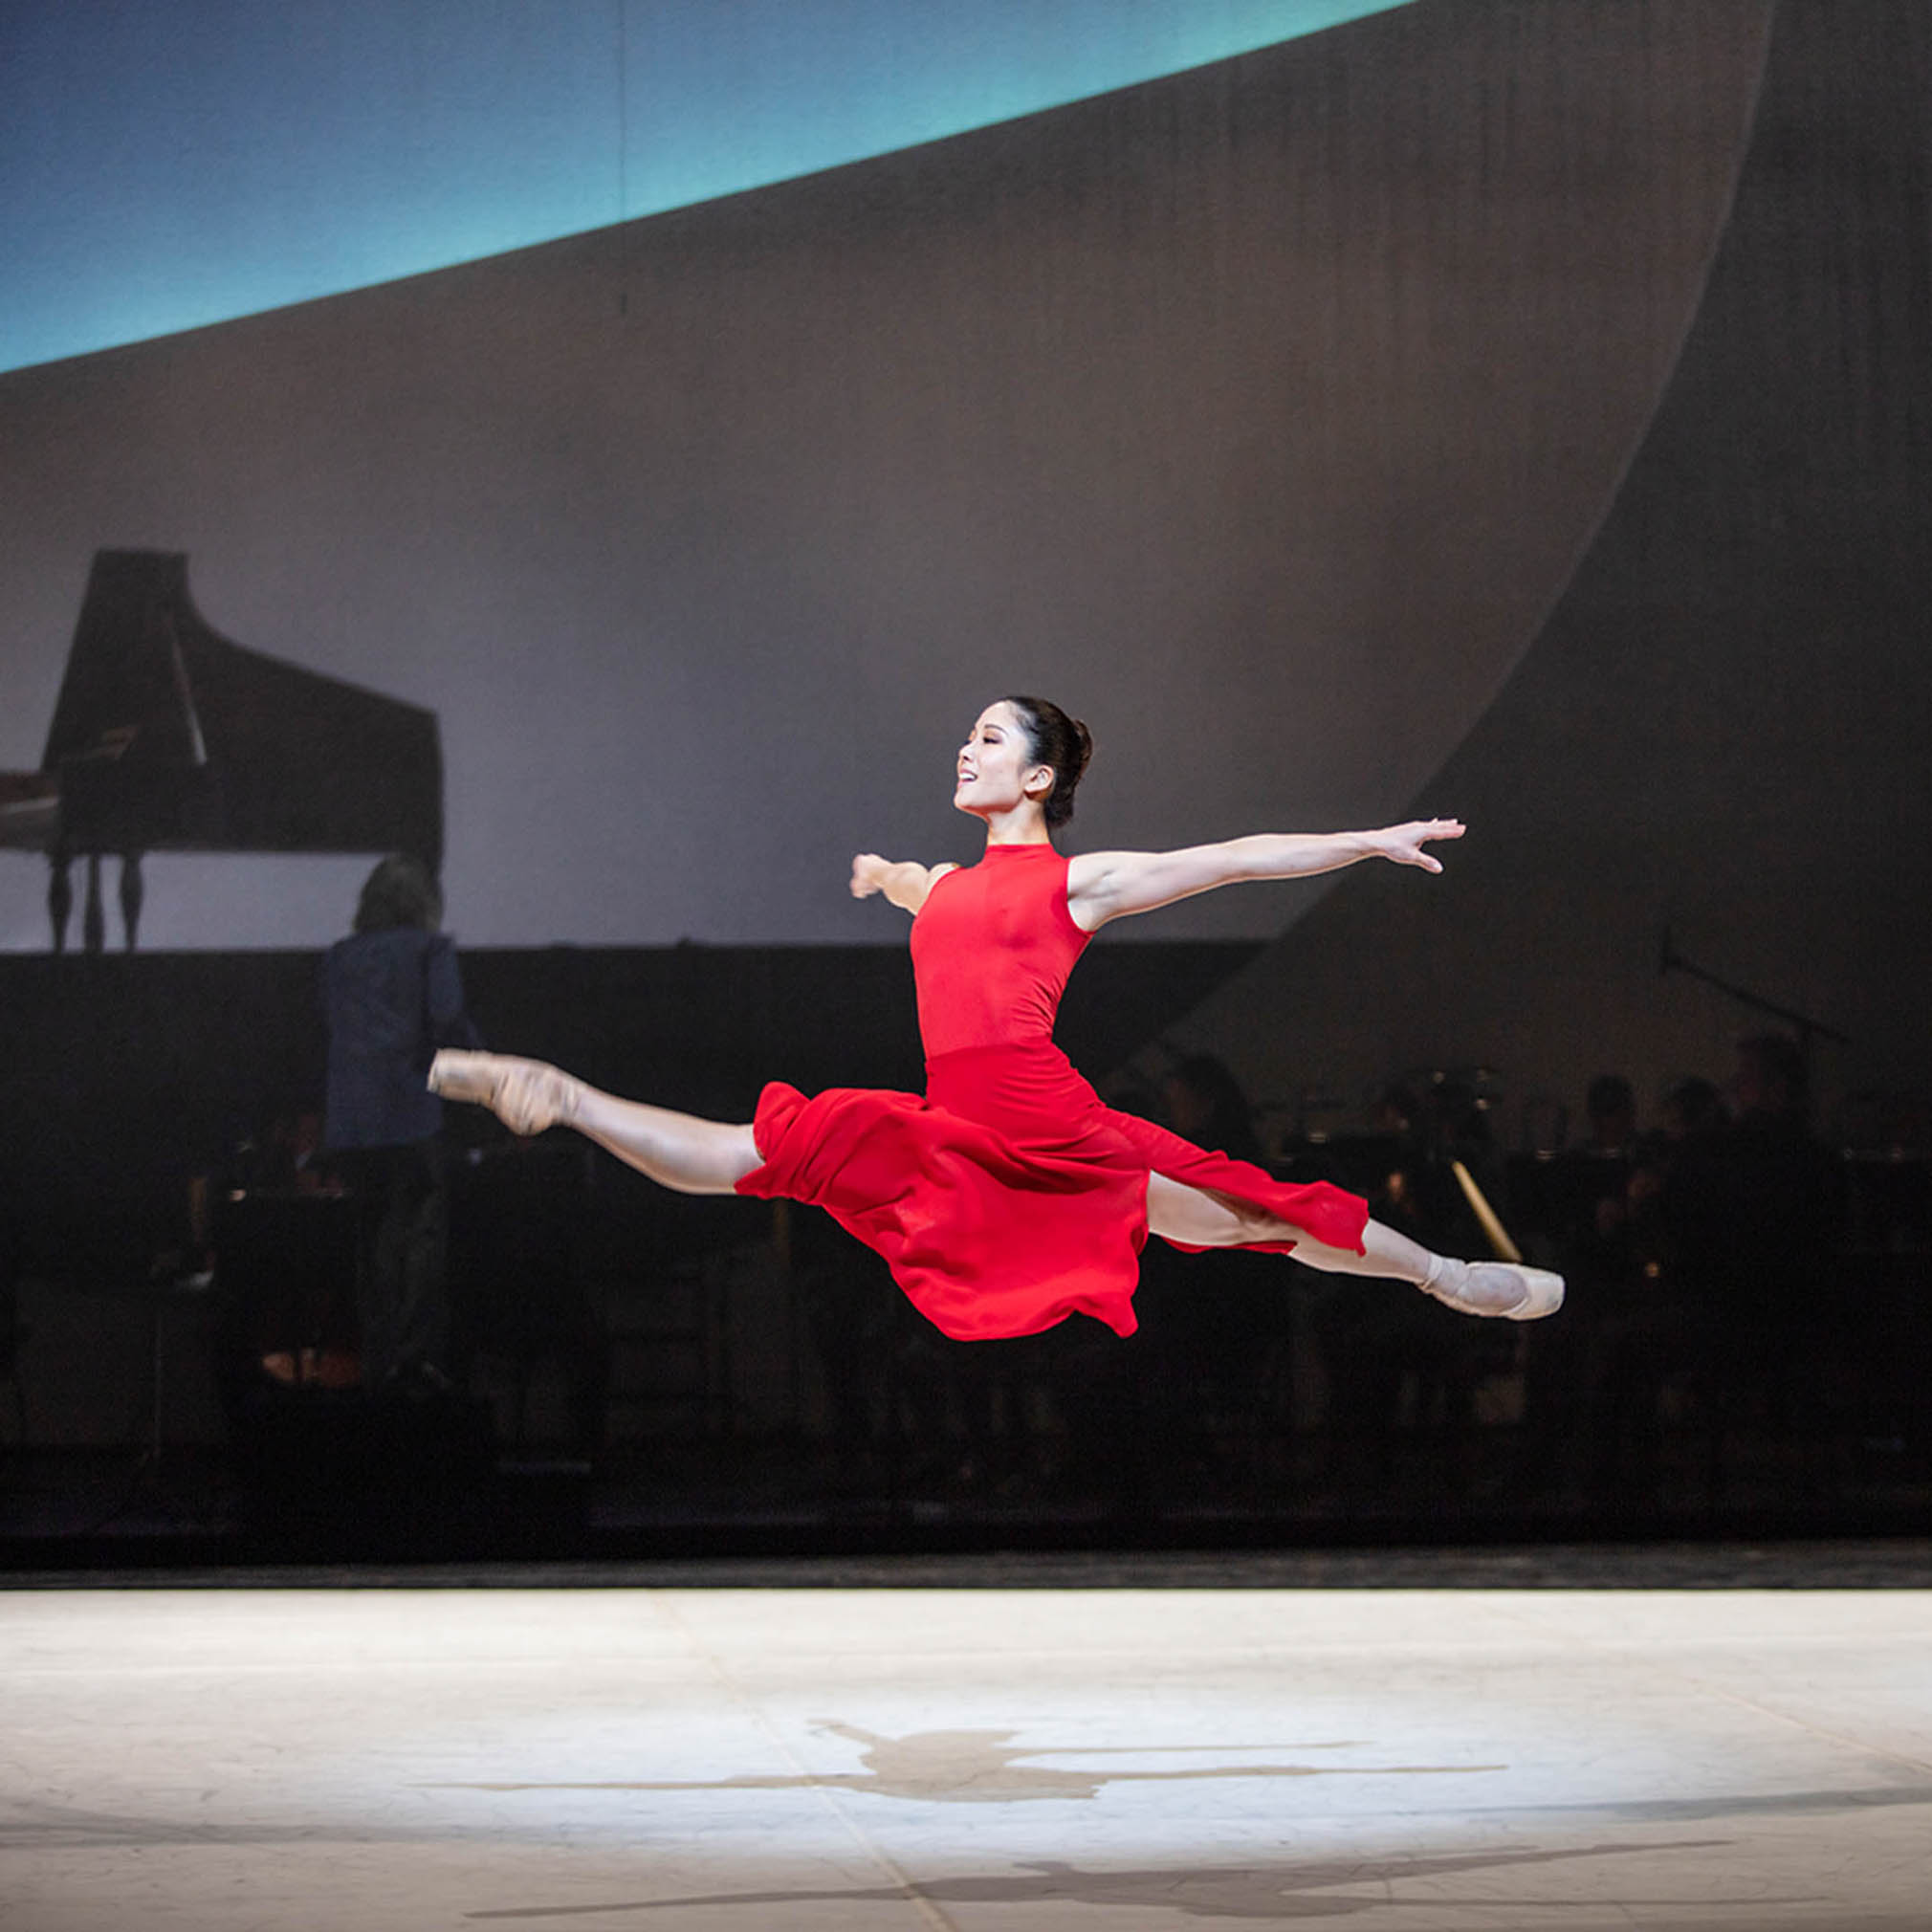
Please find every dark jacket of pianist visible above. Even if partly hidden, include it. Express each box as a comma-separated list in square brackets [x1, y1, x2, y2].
[322, 859, 482, 1152]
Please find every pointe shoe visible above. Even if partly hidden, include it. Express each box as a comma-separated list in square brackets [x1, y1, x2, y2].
[428, 1049, 577, 1136]
[1422, 1259, 1565, 1321]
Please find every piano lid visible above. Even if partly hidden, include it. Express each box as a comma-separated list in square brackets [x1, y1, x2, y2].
[39, 550, 443, 867]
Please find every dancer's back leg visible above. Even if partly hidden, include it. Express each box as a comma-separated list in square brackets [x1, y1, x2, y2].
[1145, 1173, 1562, 1320]
[430, 1050, 759, 1196]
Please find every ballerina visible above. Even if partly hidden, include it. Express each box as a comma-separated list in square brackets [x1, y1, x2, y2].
[429, 696, 1561, 1340]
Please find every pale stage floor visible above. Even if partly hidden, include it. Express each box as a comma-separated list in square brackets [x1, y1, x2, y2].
[5, 1577, 1930, 1931]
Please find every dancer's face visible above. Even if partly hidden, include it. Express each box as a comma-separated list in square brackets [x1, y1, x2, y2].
[955, 702, 1051, 819]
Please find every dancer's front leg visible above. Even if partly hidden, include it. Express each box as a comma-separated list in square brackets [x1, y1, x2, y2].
[429, 1050, 759, 1196]
[1145, 1175, 1563, 1320]
[1289, 1221, 1564, 1320]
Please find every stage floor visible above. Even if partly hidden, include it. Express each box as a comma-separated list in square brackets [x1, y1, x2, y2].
[6, 1577, 1930, 1930]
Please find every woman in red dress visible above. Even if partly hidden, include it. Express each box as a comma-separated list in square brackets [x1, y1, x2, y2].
[429, 697, 1562, 1338]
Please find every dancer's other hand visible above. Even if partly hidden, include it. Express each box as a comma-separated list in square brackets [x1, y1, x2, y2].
[850, 853, 954, 914]
[1373, 819, 1465, 873]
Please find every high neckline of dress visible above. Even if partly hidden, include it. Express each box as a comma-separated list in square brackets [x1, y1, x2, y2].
[981, 842, 1057, 856]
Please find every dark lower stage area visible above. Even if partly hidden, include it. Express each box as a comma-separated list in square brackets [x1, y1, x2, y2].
[4, 1239, 1928, 1571]
[2, 944, 1928, 1570]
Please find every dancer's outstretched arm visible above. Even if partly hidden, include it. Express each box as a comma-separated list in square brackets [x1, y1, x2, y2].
[1066, 821, 1462, 931]
[849, 852, 956, 913]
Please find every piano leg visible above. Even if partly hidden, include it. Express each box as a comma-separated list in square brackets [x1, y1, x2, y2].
[120, 851, 144, 952]
[48, 854, 72, 955]
[82, 853, 105, 955]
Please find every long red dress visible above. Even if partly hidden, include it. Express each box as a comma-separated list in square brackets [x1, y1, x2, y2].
[735, 842, 1369, 1339]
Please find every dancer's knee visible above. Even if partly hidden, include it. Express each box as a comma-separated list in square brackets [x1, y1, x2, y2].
[702, 1121, 762, 1192]
[1147, 1175, 1285, 1248]
[642, 1117, 760, 1195]
[1280, 1232, 1356, 1273]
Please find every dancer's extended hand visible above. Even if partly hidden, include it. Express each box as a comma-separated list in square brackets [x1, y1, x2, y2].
[850, 853, 954, 913]
[1374, 819, 1465, 872]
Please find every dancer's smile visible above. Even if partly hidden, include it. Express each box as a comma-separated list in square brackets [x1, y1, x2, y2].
[954, 701, 1052, 823]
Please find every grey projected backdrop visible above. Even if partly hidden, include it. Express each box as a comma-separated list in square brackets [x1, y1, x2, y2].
[0, 2, 1771, 951]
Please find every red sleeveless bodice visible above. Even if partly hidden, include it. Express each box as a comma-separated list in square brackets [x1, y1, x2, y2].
[736, 842, 1368, 1340]
[910, 843, 1085, 1056]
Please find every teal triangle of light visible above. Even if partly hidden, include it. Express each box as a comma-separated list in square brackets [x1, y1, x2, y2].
[0, 0, 1416, 376]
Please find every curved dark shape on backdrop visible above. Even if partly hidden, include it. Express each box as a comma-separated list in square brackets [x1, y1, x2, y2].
[1172, 0, 1932, 1115]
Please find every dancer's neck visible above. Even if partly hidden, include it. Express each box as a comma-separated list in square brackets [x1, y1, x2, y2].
[975, 803, 1053, 847]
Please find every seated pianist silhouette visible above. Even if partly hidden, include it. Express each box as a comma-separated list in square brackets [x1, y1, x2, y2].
[0, 549, 443, 950]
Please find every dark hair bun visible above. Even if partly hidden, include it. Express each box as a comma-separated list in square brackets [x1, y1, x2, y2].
[1002, 695, 1093, 829]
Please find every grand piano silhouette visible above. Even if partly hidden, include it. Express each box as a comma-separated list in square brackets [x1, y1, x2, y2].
[0, 550, 443, 951]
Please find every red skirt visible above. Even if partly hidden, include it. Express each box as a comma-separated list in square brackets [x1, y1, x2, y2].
[735, 1043, 1369, 1341]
